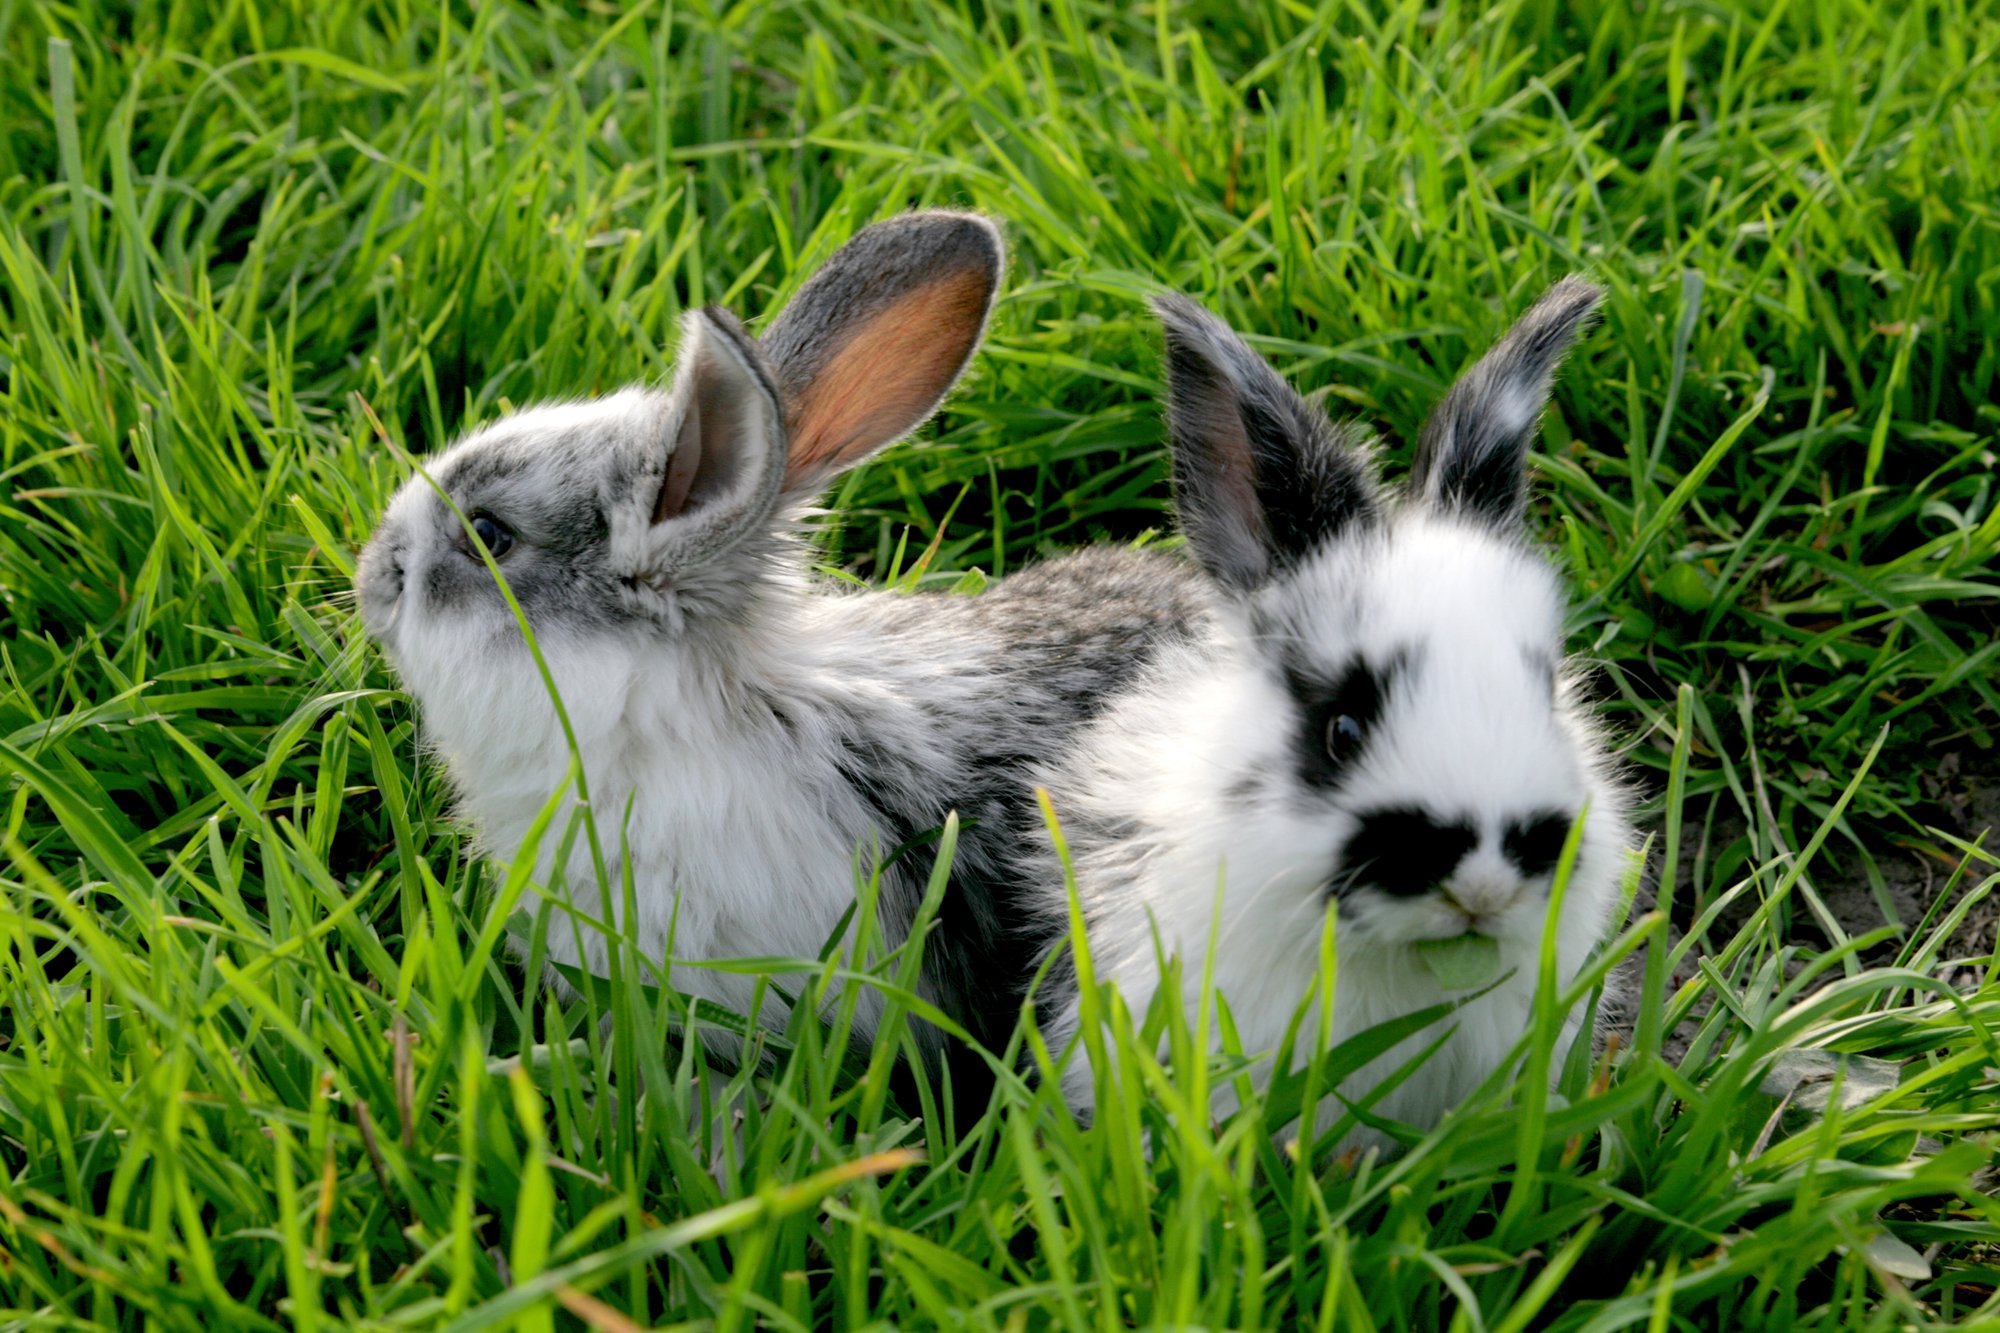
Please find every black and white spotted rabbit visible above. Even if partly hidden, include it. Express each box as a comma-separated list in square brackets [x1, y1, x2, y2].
[1029, 279, 1636, 1148]
[355, 213, 1207, 1076]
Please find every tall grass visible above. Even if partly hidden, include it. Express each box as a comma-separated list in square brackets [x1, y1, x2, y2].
[2, 0, 1997, 1327]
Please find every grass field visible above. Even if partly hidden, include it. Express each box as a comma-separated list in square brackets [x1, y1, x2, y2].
[4, 0, 2000, 1327]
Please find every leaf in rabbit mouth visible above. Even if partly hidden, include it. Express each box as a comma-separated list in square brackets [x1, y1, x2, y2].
[1414, 933, 1503, 990]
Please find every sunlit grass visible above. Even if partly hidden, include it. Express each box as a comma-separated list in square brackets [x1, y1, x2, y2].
[2, 0, 1997, 1327]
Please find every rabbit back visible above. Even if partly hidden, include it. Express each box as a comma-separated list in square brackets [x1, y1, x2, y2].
[802, 543, 1213, 1054]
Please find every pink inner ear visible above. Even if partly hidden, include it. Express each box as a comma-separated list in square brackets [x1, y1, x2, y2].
[781, 269, 988, 493]
[654, 393, 703, 523]
[1177, 383, 1269, 575]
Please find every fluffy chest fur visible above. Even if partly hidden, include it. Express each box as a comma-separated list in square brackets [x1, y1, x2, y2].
[392, 605, 906, 1038]
[384, 545, 1207, 1055]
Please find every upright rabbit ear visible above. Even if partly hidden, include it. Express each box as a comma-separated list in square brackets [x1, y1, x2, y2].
[759, 211, 1004, 499]
[640, 306, 788, 569]
[1410, 276, 1603, 528]
[1154, 294, 1381, 591]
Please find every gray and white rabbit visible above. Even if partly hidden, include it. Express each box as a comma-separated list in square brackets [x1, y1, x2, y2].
[355, 213, 1206, 1072]
[1030, 279, 1636, 1147]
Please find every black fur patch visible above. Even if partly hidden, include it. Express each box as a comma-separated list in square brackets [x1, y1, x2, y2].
[1282, 650, 1408, 792]
[1339, 806, 1478, 899]
[1503, 811, 1574, 878]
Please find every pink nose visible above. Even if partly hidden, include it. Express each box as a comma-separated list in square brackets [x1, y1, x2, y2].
[1444, 874, 1521, 918]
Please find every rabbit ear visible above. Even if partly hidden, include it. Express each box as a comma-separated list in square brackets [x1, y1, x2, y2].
[1154, 294, 1381, 591]
[759, 212, 1004, 499]
[641, 306, 788, 568]
[1410, 276, 1603, 527]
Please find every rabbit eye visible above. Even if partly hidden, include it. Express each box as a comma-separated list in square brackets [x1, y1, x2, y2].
[469, 514, 515, 559]
[1289, 651, 1405, 790]
[1325, 713, 1365, 758]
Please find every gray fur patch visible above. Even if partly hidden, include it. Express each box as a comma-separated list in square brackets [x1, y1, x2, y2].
[800, 544, 1213, 1052]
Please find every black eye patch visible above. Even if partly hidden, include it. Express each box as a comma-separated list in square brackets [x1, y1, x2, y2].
[1285, 651, 1407, 791]
[1503, 811, 1575, 878]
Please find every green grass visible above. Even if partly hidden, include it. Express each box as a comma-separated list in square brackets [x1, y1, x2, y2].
[4, 0, 1999, 1327]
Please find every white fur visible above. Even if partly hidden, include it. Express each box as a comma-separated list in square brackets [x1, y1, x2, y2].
[1488, 381, 1546, 442]
[373, 462, 910, 1043]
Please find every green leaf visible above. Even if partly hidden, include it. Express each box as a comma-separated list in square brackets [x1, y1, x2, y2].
[1415, 934, 1503, 991]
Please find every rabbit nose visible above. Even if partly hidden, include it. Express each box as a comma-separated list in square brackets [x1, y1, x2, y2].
[1442, 864, 1520, 917]
[1442, 814, 1576, 917]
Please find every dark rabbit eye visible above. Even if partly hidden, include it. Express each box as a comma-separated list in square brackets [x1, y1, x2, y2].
[1325, 713, 1365, 759]
[1293, 654, 1402, 790]
[469, 514, 515, 559]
